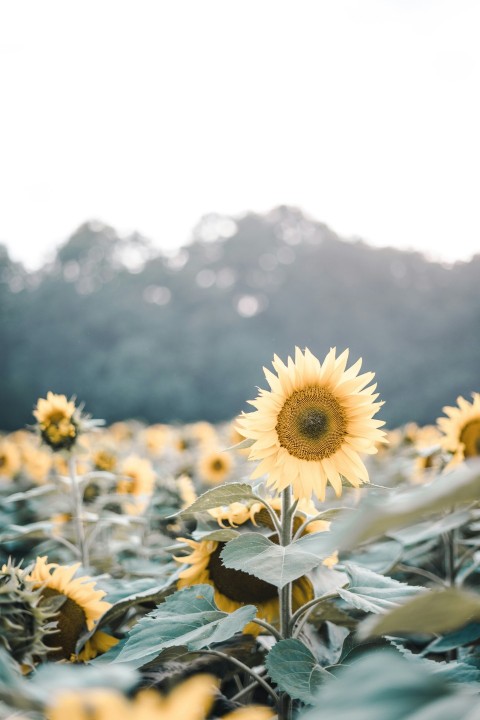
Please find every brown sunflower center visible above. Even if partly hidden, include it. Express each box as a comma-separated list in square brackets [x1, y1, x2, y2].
[276, 386, 347, 460]
[460, 419, 480, 458]
[211, 459, 225, 472]
[0, 455, 5, 467]
[208, 543, 277, 603]
[40, 587, 88, 660]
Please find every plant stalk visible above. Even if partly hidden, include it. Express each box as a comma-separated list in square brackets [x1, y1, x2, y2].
[68, 455, 89, 568]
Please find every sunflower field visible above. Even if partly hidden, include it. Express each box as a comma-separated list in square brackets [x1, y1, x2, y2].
[1, 347, 480, 720]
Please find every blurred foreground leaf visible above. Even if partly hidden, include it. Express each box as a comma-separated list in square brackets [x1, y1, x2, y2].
[358, 588, 480, 638]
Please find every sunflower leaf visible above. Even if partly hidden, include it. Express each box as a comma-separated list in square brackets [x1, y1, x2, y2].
[220, 531, 335, 588]
[265, 638, 330, 703]
[338, 563, 424, 615]
[330, 461, 480, 552]
[357, 587, 480, 639]
[113, 585, 256, 668]
[172, 483, 259, 518]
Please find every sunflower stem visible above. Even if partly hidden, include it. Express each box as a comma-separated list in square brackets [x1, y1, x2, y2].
[277, 486, 295, 720]
[68, 455, 89, 568]
[199, 650, 279, 703]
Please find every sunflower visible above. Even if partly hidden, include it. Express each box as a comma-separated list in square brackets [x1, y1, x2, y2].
[28, 556, 117, 662]
[174, 501, 324, 636]
[117, 456, 156, 515]
[33, 392, 79, 452]
[437, 393, 480, 469]
[143, 424, 171, 456]
[237, 347, 385, 501]
[93, 448, 117, 472]
[46, 675, 273, 720]
[177, 474, 198, 509]
[198, 449, 233, 486]
[0, 439, 21, 479]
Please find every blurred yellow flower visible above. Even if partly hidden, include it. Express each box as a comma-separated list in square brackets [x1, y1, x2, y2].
[117, 456, 156, 514]
[33, 392, 78, 451]
[0, 439, 21, 478]
[437, 392, 480, 468]
[46, 675, 273, 720]
[198, 449, 233, 486]
[237, 347, 385, 501]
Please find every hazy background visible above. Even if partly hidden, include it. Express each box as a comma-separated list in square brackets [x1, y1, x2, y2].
[0, 1, 479, 430]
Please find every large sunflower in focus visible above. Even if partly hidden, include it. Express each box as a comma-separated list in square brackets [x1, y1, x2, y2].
[28, 557, 116, 661]
[237, 347, 385, 501]
[437, 393, 480, 468]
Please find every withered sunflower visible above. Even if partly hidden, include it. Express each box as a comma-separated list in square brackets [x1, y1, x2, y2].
[174, 502, 324, 636]
[237, 347, 385, 501]
[437, 392, 480, 469]
[28, 556, 116, 661]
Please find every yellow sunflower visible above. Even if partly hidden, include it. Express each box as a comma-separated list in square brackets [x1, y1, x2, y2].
[177, 474, 198, 509]
[47, 675, 273, 720]
[198, 449, 233, 486]
[437, 392, 480, 468]
[117, 456, 156, 515]
[237, 347, 385, 501]
[28, 556, 117, 662]
[174, 501, 331, 636]
[93, 448, 117, 472]
[0, 439, 21, 479]
[33, 392, 79, 451]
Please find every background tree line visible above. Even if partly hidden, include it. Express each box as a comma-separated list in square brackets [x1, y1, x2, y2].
[1, 206, 479, 431]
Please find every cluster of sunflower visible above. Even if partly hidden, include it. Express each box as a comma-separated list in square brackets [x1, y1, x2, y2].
[1, 347, 480, 720]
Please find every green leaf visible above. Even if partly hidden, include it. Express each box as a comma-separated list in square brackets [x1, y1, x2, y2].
[346, 539, 403, 574]
[220, 531, 333, 588]
[76, 579, 176, 654]
[389, 641, 480, 683]
[424, 622, 480, 654]
[300, 649, 470, 720]
[330, 462, 480, 552]
[113, 585, 256, 667]
[389, 509, 474, 546]
[265, 639, 329, 703]
[192, 528, 240, 542]
[338, 563, 424, 614]
[172, 483, 258, 517]
[358, 588, 480, 639]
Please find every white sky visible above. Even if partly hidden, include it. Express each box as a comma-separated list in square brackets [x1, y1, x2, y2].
[1, 0, 479, 269]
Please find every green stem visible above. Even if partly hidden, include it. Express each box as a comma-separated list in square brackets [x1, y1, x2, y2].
[200, 650, 279, 703]
[278, 486, 295, 720]
[68, 455, 89, 568]
[251, 617, 283, 641]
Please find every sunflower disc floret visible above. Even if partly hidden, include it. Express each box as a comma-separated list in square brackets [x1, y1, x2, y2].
[237, 347, 386, 501]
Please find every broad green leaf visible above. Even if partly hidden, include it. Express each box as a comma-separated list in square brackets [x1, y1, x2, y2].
[300, 650, 473, 720]
[423, 622, 480, 654]
[265, 639, 329, 703]
[389, 641, 480, 684]
[346, 539, 403, 574]
[192, 528, 240, 542]
[113, 585, 256, 667]
[220, 531, 334, 588]
[389, 509, 474, 546]
[358, 588, 480, 639]
[337, 563, 424, 614]
[331, 462, 480, 552]
[173, 483, 258, 517]
[76, 579, 176, 654]
[30, 662, 138, 695]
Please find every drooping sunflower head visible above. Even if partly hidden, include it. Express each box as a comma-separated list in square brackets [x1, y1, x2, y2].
[27, 556, 116, 662]
[33, 392, 80, 452]
[437, 392, 480, 468]
[173, 499, 337, 635]
[198, 449, 234, 486]
[237, 347, 386, 501]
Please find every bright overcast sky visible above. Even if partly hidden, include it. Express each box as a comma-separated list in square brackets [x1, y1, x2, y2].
[1, 0, 479, 268]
